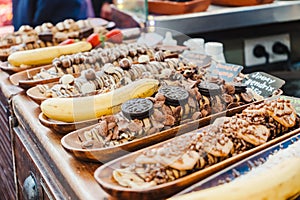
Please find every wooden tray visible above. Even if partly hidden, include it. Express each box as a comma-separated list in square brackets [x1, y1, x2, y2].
[0, 61, 34, 75]
[61, 100, 263, 162]
[9, 64, 60, 89]
[211, 0, 274, 6]
[39, 112, 99, 135]
[26, 82, 56, 104]
[174, 133, 300, 197]
[148, 0, 211, 15]
[27, 81, 112, 105]
[94, 125, 300, 200]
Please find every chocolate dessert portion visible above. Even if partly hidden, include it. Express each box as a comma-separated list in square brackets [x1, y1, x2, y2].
[111, 98, 299, 188]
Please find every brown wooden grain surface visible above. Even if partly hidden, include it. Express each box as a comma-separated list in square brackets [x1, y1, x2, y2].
[0, 69, 23, 99]
[0, 70, 24, 199]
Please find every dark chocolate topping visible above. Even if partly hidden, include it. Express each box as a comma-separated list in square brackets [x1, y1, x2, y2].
[158, 86, 189, 106]
[198, 82, 221, 97]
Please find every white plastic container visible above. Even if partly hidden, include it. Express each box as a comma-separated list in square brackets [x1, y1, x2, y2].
[162, 32, 177, 46]
[205, 42, 226, 63]
[183, 38, 205, 54]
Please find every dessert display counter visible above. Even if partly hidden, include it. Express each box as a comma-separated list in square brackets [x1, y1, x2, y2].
[11, 93, 108, 200]
[0, 70, 22, 199]
[1, 3, 300, 199]
[3, 66, 299, 199]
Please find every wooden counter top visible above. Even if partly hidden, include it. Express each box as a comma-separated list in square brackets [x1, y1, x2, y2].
[12, 93, 111, 200]
[0, 69, 23, 100]
[0, 69, 24, 199]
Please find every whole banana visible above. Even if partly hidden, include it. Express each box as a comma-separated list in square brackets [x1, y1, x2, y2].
[169, 158, 300, 200]
[8, 41, 92, 67]
[40, 78, 159, 122]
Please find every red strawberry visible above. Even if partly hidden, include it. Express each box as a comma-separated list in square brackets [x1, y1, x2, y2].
[58, 38, 75, 46]
[105, 29, 123, 44]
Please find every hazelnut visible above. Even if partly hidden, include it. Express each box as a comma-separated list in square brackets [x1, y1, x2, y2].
[62, 58, 72, 68]
[119, 58, 132, 70]
[129, 49, 137, 57]
[84, 69, 97, 81]
[73, 54, 81, 64]
[241, 93, 253, 103]
[79, 54, 86, 63]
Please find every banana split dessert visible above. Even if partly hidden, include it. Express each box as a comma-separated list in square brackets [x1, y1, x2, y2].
[110, 98, 299, 188]
[0, 19, 106, 61]
[170, 135, 300, 200]
[78, 76, 256, 149]
[29, 43, 157, 81]
[35, 50, 202, 98]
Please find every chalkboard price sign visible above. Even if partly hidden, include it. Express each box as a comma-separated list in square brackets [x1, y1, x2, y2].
[208, 62, 244, 83]
[243, 72, 285, 98]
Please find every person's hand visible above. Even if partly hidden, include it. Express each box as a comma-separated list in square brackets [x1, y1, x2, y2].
[100, 2, 112, 21]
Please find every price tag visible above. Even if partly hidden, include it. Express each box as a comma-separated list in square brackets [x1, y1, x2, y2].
[243, 72, 285, 98]
[208, 62, 243, 83]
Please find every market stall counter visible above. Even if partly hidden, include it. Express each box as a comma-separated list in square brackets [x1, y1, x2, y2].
[11, 93, 110, 199]
[0, 69, 23, 199]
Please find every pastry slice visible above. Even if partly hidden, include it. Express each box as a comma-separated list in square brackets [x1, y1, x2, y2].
[237, 124, 270, 146]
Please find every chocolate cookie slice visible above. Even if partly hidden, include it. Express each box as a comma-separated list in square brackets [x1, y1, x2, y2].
[158, 86, 189, 106]
[198, 82, 221, 96]
[122, 98, 154, 120]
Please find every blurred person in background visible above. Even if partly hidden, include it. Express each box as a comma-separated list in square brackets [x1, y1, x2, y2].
[12, 0, 113, 30]
[12, 0, 94, 30]
[91, 0, 112, 20]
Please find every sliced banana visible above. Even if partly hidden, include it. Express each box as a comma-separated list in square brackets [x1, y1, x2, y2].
[113, 169, 156, 188]
[59, 74, 75, 85]
[237, 125, 270, 146]
[168, 151, 200, 171]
